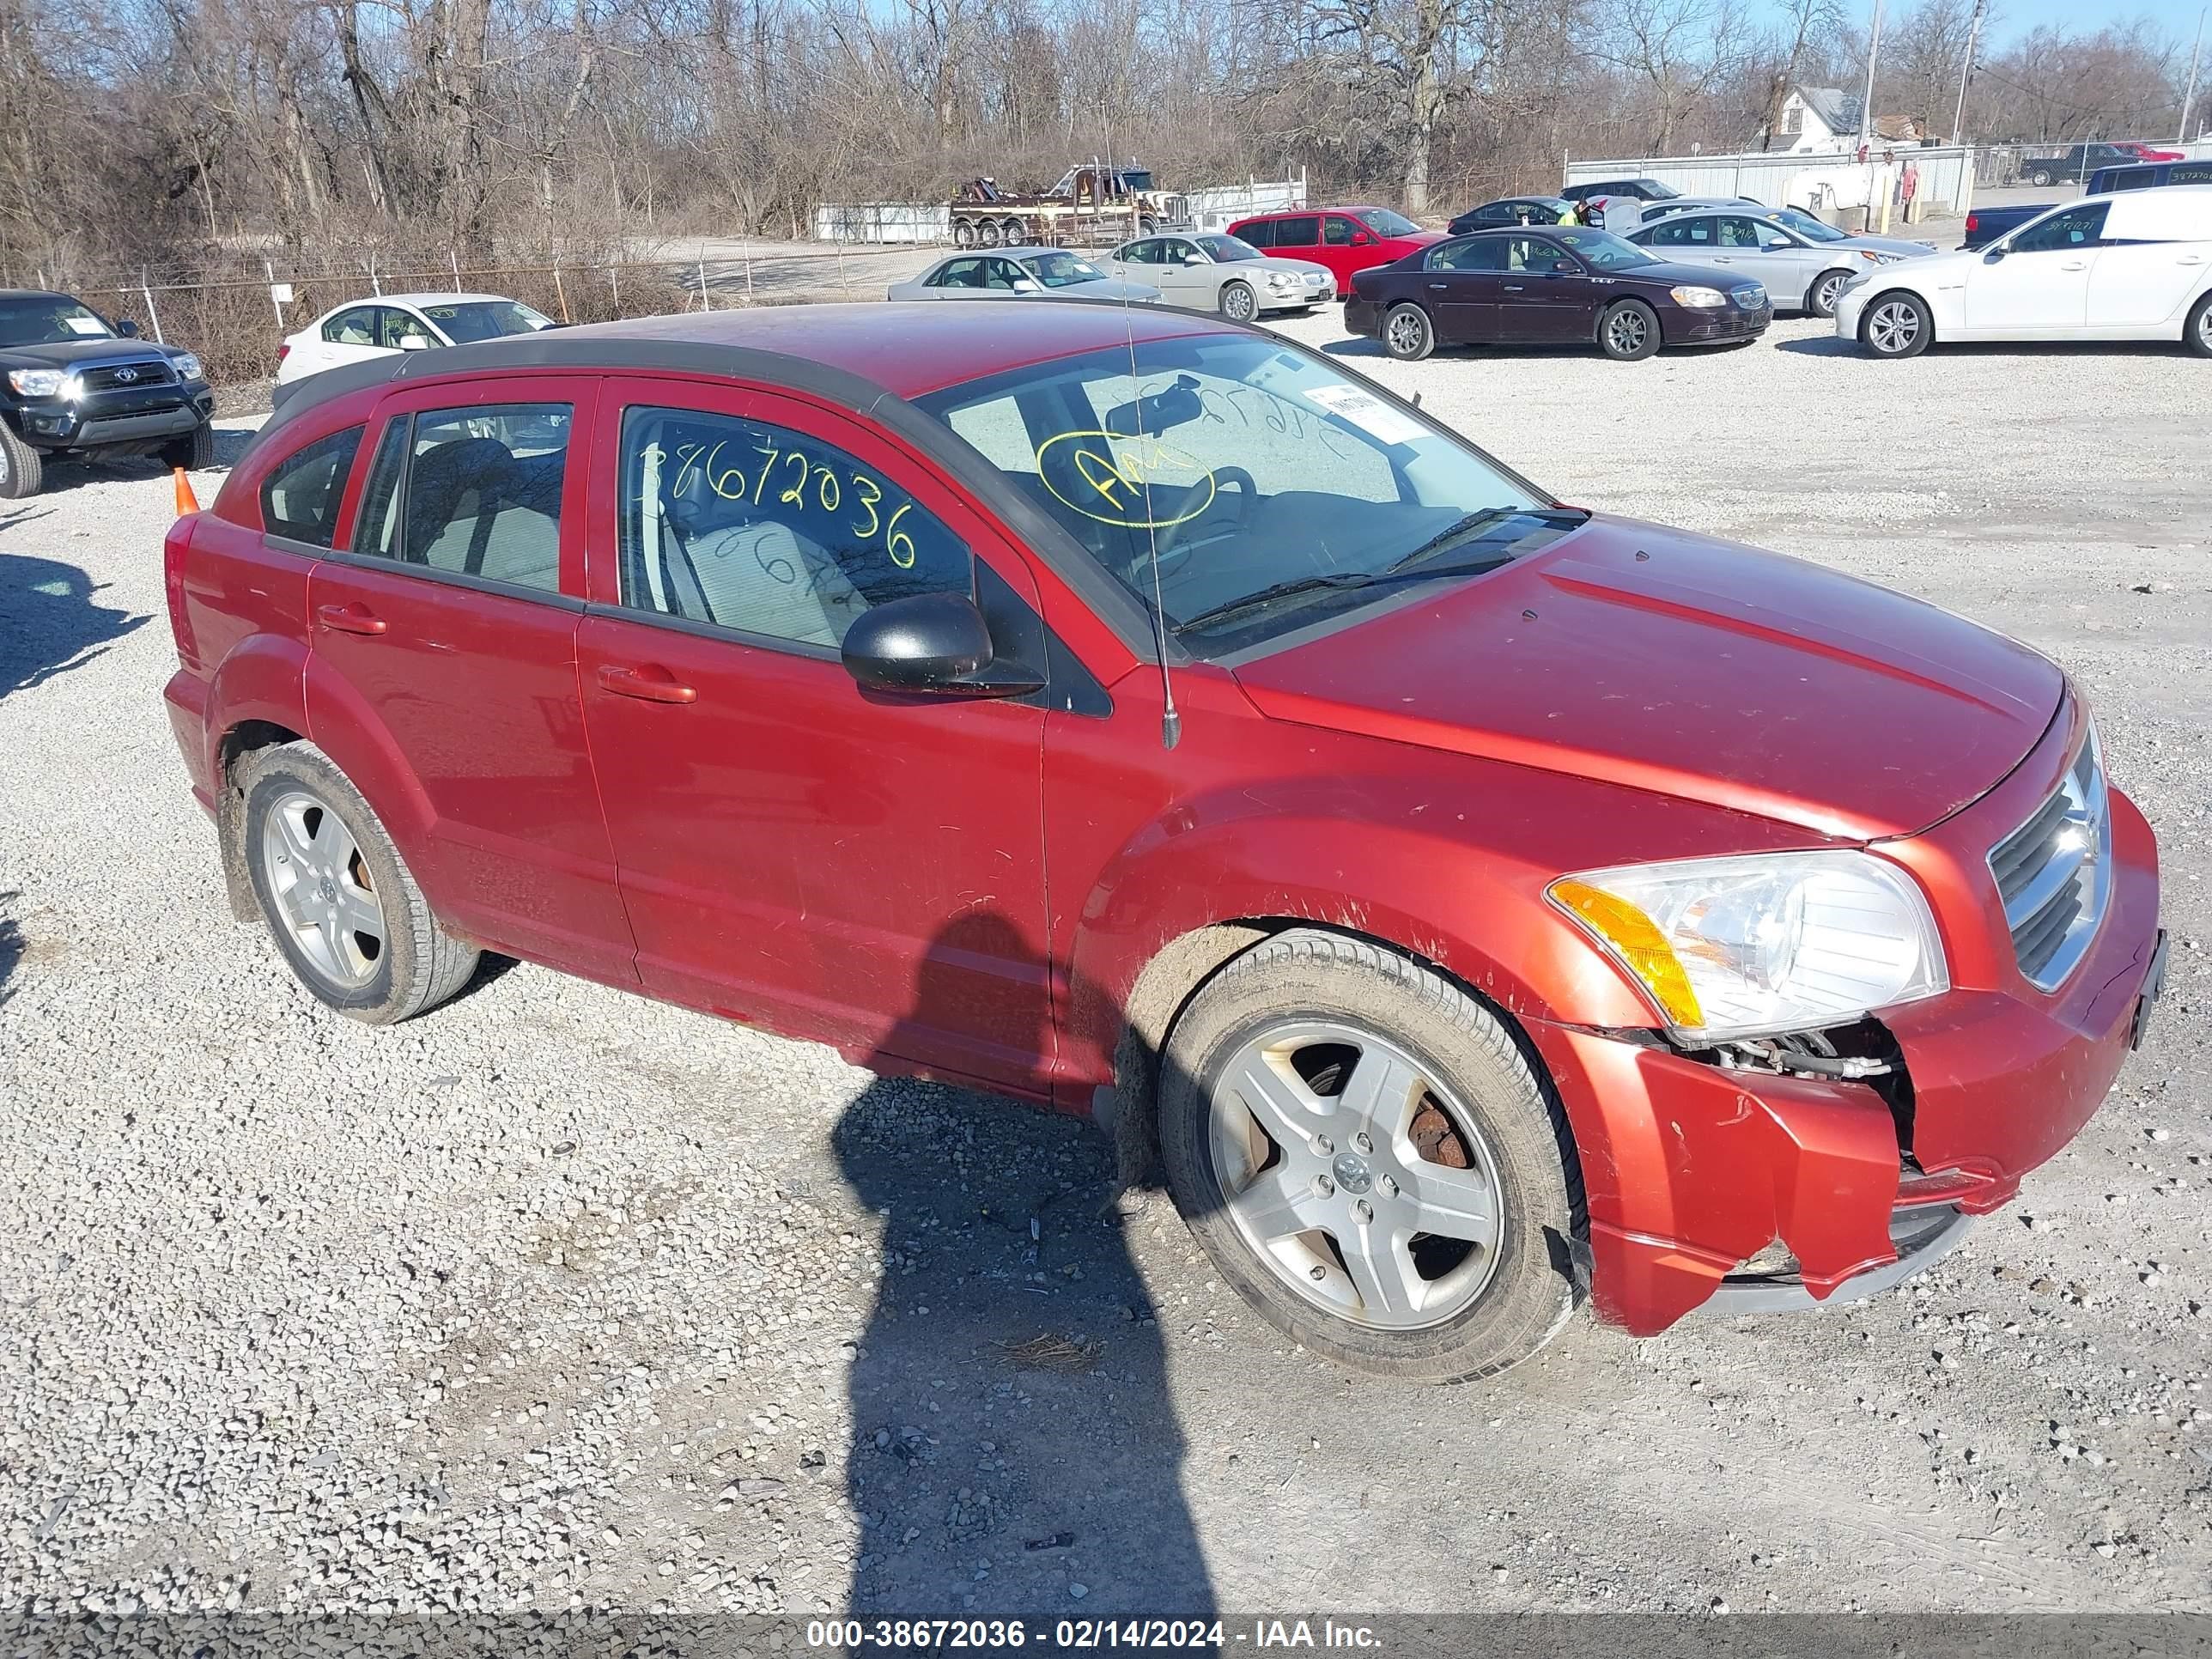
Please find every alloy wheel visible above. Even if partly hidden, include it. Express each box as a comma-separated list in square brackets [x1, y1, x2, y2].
[1815, 273, 1845, 314]
[1223, 284, 1255, 321]
[1607, 308, 1649, 354]
[1868, 299, 1921, 355]
[1386, 312, 1425, 356]
[260, 789, 386, 988]
[2199, 307, 2212, 353]
[1206, 1019, 1505, 1330]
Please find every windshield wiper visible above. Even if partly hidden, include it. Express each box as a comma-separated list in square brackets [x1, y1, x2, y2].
[1382, 504, 1584, 574]
[1173, 557, 1518, 635]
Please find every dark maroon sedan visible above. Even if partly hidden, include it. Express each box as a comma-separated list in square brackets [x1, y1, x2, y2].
[1346, 225, 1772, 362]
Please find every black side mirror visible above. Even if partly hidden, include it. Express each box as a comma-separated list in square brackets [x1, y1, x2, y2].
[114, 318, 140, 337]
[841, 592, 1042, 697]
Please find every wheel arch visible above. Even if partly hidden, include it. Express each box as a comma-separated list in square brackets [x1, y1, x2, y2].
[1858, 283, 1940, 346]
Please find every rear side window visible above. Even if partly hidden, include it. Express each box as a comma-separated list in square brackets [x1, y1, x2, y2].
[2108, 167, 2156, 190]
[321, 307, 382, 345]
[617, 406, 972, 652]
[1273, 216, 1321, 246]
[350, 404, 570, 593]
[1428, 238, 1504, 272]
[259, 425, 364, 547]
[1237, 219, 1276, 248]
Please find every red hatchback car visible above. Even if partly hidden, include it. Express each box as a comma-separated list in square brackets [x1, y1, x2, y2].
[164, 303, 2165, 1382]
[1227, 206, 1445, 290]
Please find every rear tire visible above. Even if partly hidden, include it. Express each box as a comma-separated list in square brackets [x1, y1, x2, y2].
[240, 743, 479, 1024]
[979, 219, 1003, 248]
[2028, 168, 2052, 187]
[2185, 290, 2212, 359]
[0, 421, 44, 499]
[1000, 218, 1023, 246]
[1218, 280, 1258, 322]
[1158, 929, 1582, 1383]
[1597, 299, 1660, 361]
[953, 219, 977, 248]
[1858, 289, 1933, 359]
[1807, 268, 1851, 319]
[159, 420, 216, 473]
[1382, 302, 1434, 361]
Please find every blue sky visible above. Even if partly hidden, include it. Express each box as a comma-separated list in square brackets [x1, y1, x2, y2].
[1793, 0, 2207, 49]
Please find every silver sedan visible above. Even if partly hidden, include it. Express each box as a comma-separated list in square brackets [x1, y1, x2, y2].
[1106, 232, 1335, 319]
[1627, 207, 1936, 317]
[887, 246, 1161, 304]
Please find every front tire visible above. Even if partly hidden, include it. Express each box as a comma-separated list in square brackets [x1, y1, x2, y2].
[1158, 930, 1582, 1383]
[2028, 168, 2052, 187]
[159, 421, 216, 473]
[240, 743, 479, 1024]
[0, 421, 44, 499]
[1807, 268, 1850, 319]
[1859, 289, 1933, 358]
[2185, 290, 2212, 358]
[1218, 280, 1258, 322]
[1382, 302, 1434, 361]
[1597, 299, 1660, 361]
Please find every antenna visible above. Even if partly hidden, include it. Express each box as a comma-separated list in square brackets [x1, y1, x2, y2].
[1103, 108, 1182, 749]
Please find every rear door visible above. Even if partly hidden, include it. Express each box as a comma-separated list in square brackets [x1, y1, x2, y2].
[1966, 203, 2109, 332]
[302, 377, 637, 982]
[576, 377, 1054, 1091]
[1420, 238, 1504, 342]
[1269, 214, 1324, 275]
[2086, 235, 2209, 327]
[305, 304, 397, 379]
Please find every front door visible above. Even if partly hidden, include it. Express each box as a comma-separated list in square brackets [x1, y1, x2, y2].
[576, 378, 1054, 1092]
[1493, 237, 1599, 342]
[1153, 237, 1209, 305]
[1966, 204, 2109, 332]
[304, 380, 638, 982]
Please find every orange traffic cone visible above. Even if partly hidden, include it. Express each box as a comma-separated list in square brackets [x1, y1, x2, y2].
[173, 465, 199, 515]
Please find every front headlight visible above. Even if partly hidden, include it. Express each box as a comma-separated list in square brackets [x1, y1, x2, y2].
[1668, 285, 1727, 308]
[1548, 851, 1948, 1042]
[8, 368, 66, 398]
[1857, 250, 1903, 264]
[173, 352, 204, 380]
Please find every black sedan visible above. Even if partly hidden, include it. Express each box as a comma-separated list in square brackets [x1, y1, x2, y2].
[1447, 196, 1577, 234]
[1345, 227, 1772, 362]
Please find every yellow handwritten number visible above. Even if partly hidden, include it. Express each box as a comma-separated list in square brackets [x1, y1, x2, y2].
[885, 502, 916, 569]
[851, 475, 882, 541]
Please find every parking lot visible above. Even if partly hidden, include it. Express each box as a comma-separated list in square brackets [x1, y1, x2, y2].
[3, 308, 2209, 1625]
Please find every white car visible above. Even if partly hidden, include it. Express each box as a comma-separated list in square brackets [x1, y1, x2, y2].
[276, 293, 556, 384]
[1106, 232, 1334, 319]
[886, 246, 1160, 305]
[1838, 185, 2212, 359]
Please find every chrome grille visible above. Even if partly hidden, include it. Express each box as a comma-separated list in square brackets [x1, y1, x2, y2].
[77, 359, 176, 392]
[1988, 733, 2111, 991]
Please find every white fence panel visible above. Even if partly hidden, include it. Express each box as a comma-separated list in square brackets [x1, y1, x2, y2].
[811, 203, 951, 244]
[1182, 172, 1309, 231]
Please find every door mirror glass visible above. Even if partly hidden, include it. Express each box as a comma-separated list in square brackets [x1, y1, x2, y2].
[1183, 251, 1207, 264]
[1010, 278, 1041, 294]
[114, 318, 140, 337]
[841, 592, 1028, 695]
[1351, 230, 1374, 246]
[1984, 246, 2006, 262]
[398, 334, 434, 349]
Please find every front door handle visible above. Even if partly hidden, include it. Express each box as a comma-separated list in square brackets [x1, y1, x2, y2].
[2179, 255, 2204, 265]
[2059, 260, 2087, 271]
[1503, 283, 1526, 292]
[598, 664, 697, 705]
[317, 602, 387, 636]
[1427, 282, 1447, 290]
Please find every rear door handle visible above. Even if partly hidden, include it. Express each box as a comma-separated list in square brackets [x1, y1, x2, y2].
[2179, 255, 2205, 265]
[598, 664, 697, 705]
[317, 602, 387, 636]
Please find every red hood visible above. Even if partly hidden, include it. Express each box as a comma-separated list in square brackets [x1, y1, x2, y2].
[1230, 516, 2064, 842]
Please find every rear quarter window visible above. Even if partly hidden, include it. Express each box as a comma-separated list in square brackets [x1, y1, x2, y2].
[258, 425, 365, 547]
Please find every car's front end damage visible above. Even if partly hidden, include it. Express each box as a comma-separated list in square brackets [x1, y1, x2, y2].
[1522, 697, 2164, 1334]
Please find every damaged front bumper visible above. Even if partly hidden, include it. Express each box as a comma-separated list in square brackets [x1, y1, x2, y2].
[1525, 708, 2163, 1337]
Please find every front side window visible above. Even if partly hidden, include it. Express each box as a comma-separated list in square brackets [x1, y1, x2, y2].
[0, 294, 112, 346]
[2011, 204, 2109, 253]
[617, 406, 971, 651]
[1716, 216, 1763, 248]
[1504, 236, 1576, 273]
[1360, 208, 1422, 237]
[352, 404, 569, 592]
[1753, 220, 1796, 250]
[918, 335, 1579, 656]
[379, 309, 431, 349]
[981, 259, 1027, 291]
[1324, 216, 1356, 246]
[260, 425, 365, 547]
[418, 300, 553, 343]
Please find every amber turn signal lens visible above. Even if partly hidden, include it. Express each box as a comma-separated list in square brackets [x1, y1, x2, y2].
[1549, 878, 1705, 1030]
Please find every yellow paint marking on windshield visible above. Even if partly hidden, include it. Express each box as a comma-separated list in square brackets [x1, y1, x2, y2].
[1036, 428, 1217, 530]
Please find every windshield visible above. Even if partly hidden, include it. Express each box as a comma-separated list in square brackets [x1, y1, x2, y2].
[422, 300, 553, 343]
[0, 295, 114, 347]
[917, 335, 1578, 654]
[1774, 207, 1846, 243]
[1022, 251, 1106, 287]
[1197, 234, 1263, 262]
[1549, 228, 1656, 270]
[1360, 208, 1422, 238]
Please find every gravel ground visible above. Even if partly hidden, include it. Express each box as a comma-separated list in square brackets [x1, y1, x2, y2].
[2, 309, 2209, 1634]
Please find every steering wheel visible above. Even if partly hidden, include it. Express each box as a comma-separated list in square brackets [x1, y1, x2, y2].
[1149, 465, 1258, 568]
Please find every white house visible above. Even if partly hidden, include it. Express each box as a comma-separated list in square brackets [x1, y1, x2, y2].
[1774, 86, 1930, 154]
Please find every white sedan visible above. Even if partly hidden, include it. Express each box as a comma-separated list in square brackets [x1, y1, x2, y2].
[1106, 232, 1334, 319]
[277, 293, 556, 384]
[886, 247, 1160, 304]
[1838, 186, 2212, 358]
